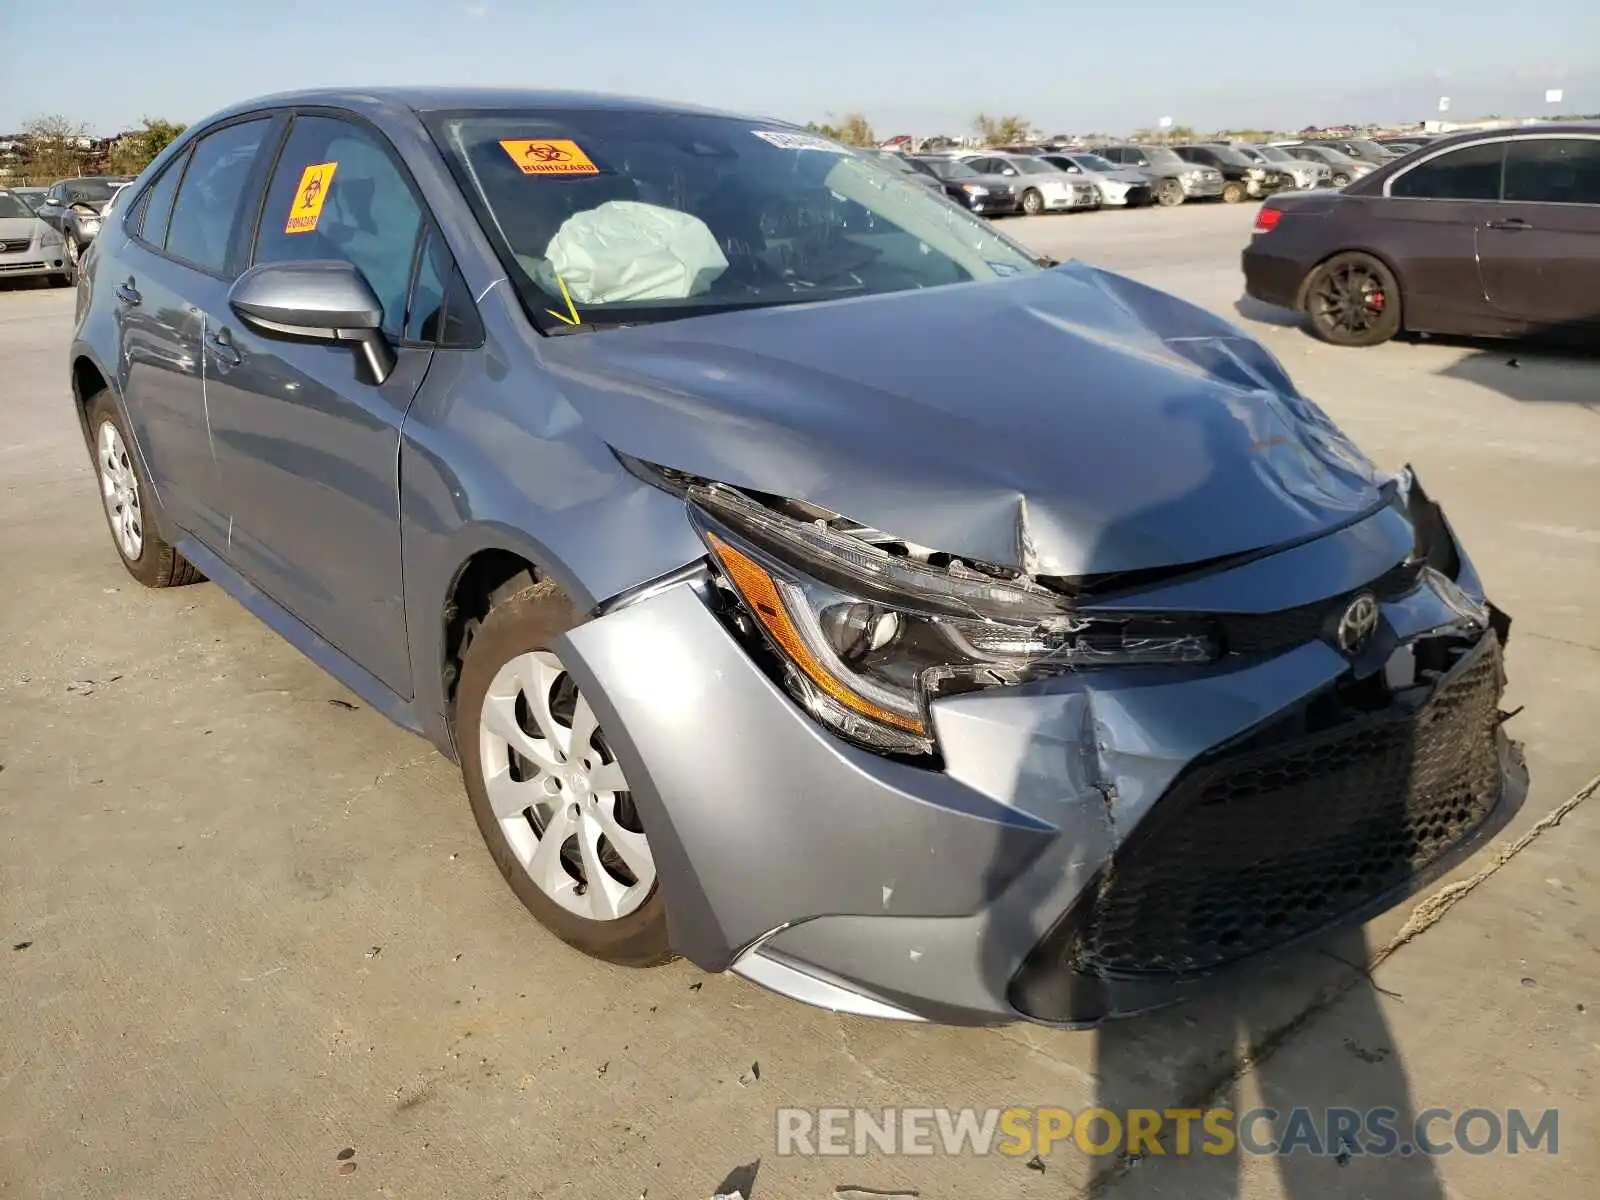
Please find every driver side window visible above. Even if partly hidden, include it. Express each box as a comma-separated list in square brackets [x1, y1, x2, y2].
[252, 115, 424, 339]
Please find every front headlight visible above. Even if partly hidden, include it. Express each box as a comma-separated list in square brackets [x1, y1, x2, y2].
[1246, 166, 1266, 179]
[689, 484, 1217, 755]
[961, 183, 989, 196]
[1180, 169, 1203, 182]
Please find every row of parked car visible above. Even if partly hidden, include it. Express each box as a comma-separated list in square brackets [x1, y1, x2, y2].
[870, 135, 1435, 216]
[0, 174, 132, 285]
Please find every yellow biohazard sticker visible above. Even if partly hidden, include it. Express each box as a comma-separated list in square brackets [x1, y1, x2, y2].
[499, 139, 599, 176]
[285, 161, 338, 234]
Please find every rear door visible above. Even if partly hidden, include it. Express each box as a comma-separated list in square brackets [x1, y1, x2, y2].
[199, 111, 435, 696]
[115, 118, 277, 550]
[1478, 135, 1600, 329]
[1378, 140, 1506, 327]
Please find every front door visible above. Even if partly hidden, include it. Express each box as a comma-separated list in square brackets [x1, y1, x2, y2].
[1478, 136, 1600, 329]
[199, 112, 432, 697]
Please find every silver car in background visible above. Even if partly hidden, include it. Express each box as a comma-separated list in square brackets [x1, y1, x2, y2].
[1092, 144, 1226, 205]
[1038, 152, 1154, 207]
[0, 186, 73, 286]
[1270, 142, 1375, 188]
[1235, 143, 1330, 190]
[952, 151, 1099, 214]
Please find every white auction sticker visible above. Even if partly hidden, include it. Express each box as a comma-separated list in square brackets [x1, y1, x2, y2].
[752, 130, 850, 153]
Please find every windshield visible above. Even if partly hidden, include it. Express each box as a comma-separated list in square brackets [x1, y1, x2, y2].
[1349, 139, 1392, 157]
[1071, 154, 1117, 173]
[60, 179, 116, 203]
[1143, 147, 1184, 168]
[924, 158, 979, 180]
[0, 191, 33, 220]
[1206, 146, 1255, 168]
[1255, 145, 1294, 163]
[1007, 157, 1059, 176]
[1315, 147, 1360, 168]
[430, 111, 1040, 332]
[867, 150, 920, 176]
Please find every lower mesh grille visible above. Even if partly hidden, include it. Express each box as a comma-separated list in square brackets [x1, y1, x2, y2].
[1064, 635, 1504, 979]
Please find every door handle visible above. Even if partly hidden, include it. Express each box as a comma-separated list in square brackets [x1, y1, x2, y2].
[114, 279, 141, 306]
[1484, 217, 1530, 231]
[206, 327, 242, 368]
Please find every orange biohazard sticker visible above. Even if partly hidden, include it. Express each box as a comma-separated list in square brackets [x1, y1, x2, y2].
[499, 139, 599, 176]
[285, 161, 338, 234]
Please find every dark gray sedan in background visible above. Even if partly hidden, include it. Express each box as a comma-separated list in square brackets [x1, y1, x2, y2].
[71, 88, 1524, 1026]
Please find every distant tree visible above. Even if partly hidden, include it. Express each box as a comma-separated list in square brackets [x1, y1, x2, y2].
[108, 117, 187, 176]
[21, 114, 91, 183]
[1168, 124, 1197, 141]
[804, 112, 876, 147]
[973, 113, 1031, 145]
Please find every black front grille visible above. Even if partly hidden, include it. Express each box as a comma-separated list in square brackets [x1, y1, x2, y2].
[0, 237, 32, 254]
[1217, 562, 1420, 656]
[1061, 635, 1504, 979]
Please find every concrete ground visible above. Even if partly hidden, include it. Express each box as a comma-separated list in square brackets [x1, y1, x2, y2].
[1, 203, 1596, 1200]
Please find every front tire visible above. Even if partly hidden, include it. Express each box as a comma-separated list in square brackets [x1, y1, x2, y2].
[1156, 178, 1184, 207]
[1331, 172, 1351, 188]
[457, 579, 673, 967]
[63, 231, 81, 268]
[1020, 188, 1043, 216]
[1221, 181, 1246, 204]
[1304, 252, 1402, 347]
[85, 391, 203, 587]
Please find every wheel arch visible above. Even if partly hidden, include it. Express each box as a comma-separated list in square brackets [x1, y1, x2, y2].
[1294, 245, 1409, 326]
[70, 351, 115, 444]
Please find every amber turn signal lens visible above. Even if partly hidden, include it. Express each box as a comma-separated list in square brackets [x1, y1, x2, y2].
[706, 532, 926, 735]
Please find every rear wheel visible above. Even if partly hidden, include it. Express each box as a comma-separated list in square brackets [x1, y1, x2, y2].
[1020, 188, 1044, 216]
[1304, 252, 1402, 347]
[1156, 178, 1184, 207]
[458, 580, 673, 967]
[1331, 172, 1352, 188]
[85, 391, 204, 587]
[1221, 181, 1246, 204]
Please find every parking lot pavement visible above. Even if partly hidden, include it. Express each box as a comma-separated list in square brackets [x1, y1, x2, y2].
[2, 207, 1597, 1200]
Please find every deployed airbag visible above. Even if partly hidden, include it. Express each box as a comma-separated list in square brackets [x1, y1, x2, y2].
[544, 201, 729, 304]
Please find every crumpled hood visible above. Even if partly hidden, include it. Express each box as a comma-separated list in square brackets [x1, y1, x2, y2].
[538, 263, 1382, 578]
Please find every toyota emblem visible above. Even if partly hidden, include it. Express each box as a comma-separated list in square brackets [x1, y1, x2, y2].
[1336, 593, 1380, 656]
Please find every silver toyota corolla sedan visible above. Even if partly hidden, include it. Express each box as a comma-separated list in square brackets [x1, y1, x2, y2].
[70, 88, 1525, 1026]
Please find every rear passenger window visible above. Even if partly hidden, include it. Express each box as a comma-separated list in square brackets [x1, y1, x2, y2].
[135, 148, 190, 249]
[1503, 138, 1600, 205]
[166, 119, 270, 275]
[252, 115, 424, 339]
[1390, 142, 1504, 201]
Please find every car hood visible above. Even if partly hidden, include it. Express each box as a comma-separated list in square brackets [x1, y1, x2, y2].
[538, 264, 1382, 579]
[0, 216, 39, 242]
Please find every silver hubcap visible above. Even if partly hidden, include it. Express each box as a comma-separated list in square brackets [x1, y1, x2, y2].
[478, 650, 654, 921]
[97, 420, 143, 560]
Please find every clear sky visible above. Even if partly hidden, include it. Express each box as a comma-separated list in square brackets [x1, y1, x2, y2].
[1, 1, 1595, 136]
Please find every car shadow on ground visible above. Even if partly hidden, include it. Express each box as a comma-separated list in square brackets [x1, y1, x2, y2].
[1233, 295, 1307, 331]
[1425, 334, 1600, 413]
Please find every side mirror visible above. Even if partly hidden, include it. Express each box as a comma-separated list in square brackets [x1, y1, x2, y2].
[229, 260, 395, 385]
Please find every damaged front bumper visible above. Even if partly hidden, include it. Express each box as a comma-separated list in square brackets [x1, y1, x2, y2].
[554, 471, 1526, 1026]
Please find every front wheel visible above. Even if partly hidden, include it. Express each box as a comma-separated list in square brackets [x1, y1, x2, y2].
[1331, 173, 1351, 188]
[458, 579, 673, 967]
[1020, 188, 1044, 216]
[63, 231, 81, 267]
[1156, 178, 1184, 207]
[1304, 252, 1402, 347]
[1221, 181, 1246, 204]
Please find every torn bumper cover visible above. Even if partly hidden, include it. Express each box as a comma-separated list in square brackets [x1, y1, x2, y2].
[555, 467, 1526, 1026]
